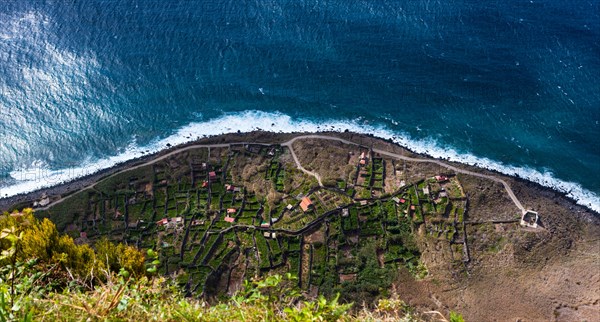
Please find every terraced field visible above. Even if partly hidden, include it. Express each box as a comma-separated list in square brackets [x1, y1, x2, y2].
[36, 142, 468, 302]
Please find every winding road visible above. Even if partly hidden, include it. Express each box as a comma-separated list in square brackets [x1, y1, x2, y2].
[283, 135, 526, 213]
[38, 134, 526, 213]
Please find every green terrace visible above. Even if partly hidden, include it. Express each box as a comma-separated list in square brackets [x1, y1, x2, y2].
[35, 143, 469, 302]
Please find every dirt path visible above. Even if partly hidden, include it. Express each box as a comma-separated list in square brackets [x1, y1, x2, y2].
[280, 141, 323, 186]
[38, 134, 526, 214]
[38, 143, 231, 210]
[284, 135, 526, 213]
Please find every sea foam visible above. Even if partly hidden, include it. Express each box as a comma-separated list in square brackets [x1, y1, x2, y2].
[1, 110, 598, 213]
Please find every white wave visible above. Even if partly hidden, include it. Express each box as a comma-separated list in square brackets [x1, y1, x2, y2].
[1, 110, 598, 213]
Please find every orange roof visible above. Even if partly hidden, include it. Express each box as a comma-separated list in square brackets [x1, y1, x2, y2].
[156, 218, 169, 226]
[224, 216, 235, 223]
[300, 197, 313, 212]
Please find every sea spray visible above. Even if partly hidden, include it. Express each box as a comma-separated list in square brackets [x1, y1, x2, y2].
[2, 110, 598, 213]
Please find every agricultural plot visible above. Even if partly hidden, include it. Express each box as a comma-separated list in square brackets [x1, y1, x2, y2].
[266, 160, 286, 192]
[37, 142, 469, 301]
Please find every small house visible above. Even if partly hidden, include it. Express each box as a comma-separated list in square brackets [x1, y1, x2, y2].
[39, 197, 50, 207]
[209, 171, 217, 180]
[300, 197, 313, 212]
[224, 216, 235, 223]
[263, 232, 277, 239]
[342, 209, 349, 217]
[260, 222, 271, 228]
[202, 181, 208, 188]
[156, 218, 169, 226]
[227, 208, 237, 214]
[359, 152, 368, 166]
[520, 210, 539, 228]
[225, 184, 235, 192]
[435, 175, 448, 182]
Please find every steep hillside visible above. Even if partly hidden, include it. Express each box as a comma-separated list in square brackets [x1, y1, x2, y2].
[6, 132, 598, 321]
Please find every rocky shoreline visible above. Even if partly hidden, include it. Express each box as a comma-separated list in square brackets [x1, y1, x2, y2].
[1, 131, 597, 218]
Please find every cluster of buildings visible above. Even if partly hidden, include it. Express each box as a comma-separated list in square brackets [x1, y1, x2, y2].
[156, 216, 184, 229]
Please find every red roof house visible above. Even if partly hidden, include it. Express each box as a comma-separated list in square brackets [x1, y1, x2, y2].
[224, 216, 235, 223]
[156, 218, 169, 226]
[435, 175, 448, 182]
[300, 197, 313, 212]
[209, 171, 217, 180]
[227, 208, 237, 214]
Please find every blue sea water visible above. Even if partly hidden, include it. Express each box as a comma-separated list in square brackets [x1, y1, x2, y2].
[0, 0, 599, 211]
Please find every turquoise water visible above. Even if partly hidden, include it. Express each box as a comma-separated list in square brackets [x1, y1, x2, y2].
[0, 1, 598, 211]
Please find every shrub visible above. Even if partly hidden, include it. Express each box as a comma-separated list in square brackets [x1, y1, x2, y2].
[1, 209, 147, 282]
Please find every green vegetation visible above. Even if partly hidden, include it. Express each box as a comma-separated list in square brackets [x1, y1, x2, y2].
[450, 311, 466, 322]
[0, 209, 146, 281]
[1, 209, 457, 321]
[23, 142, 469, 319]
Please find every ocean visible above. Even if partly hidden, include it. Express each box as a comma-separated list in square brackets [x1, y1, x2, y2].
[0, 0, 599, 212]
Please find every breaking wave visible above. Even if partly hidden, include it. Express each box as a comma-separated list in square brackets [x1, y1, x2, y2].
[1, 110, 598, 213]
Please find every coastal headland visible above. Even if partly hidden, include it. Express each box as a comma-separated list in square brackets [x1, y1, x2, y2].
[1, 131, 598, 321]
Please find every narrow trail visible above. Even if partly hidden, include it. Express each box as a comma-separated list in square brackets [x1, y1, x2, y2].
[38, 134, 526, 213]
[284, 135, 526, 213]
[281, 141, 323, 186]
